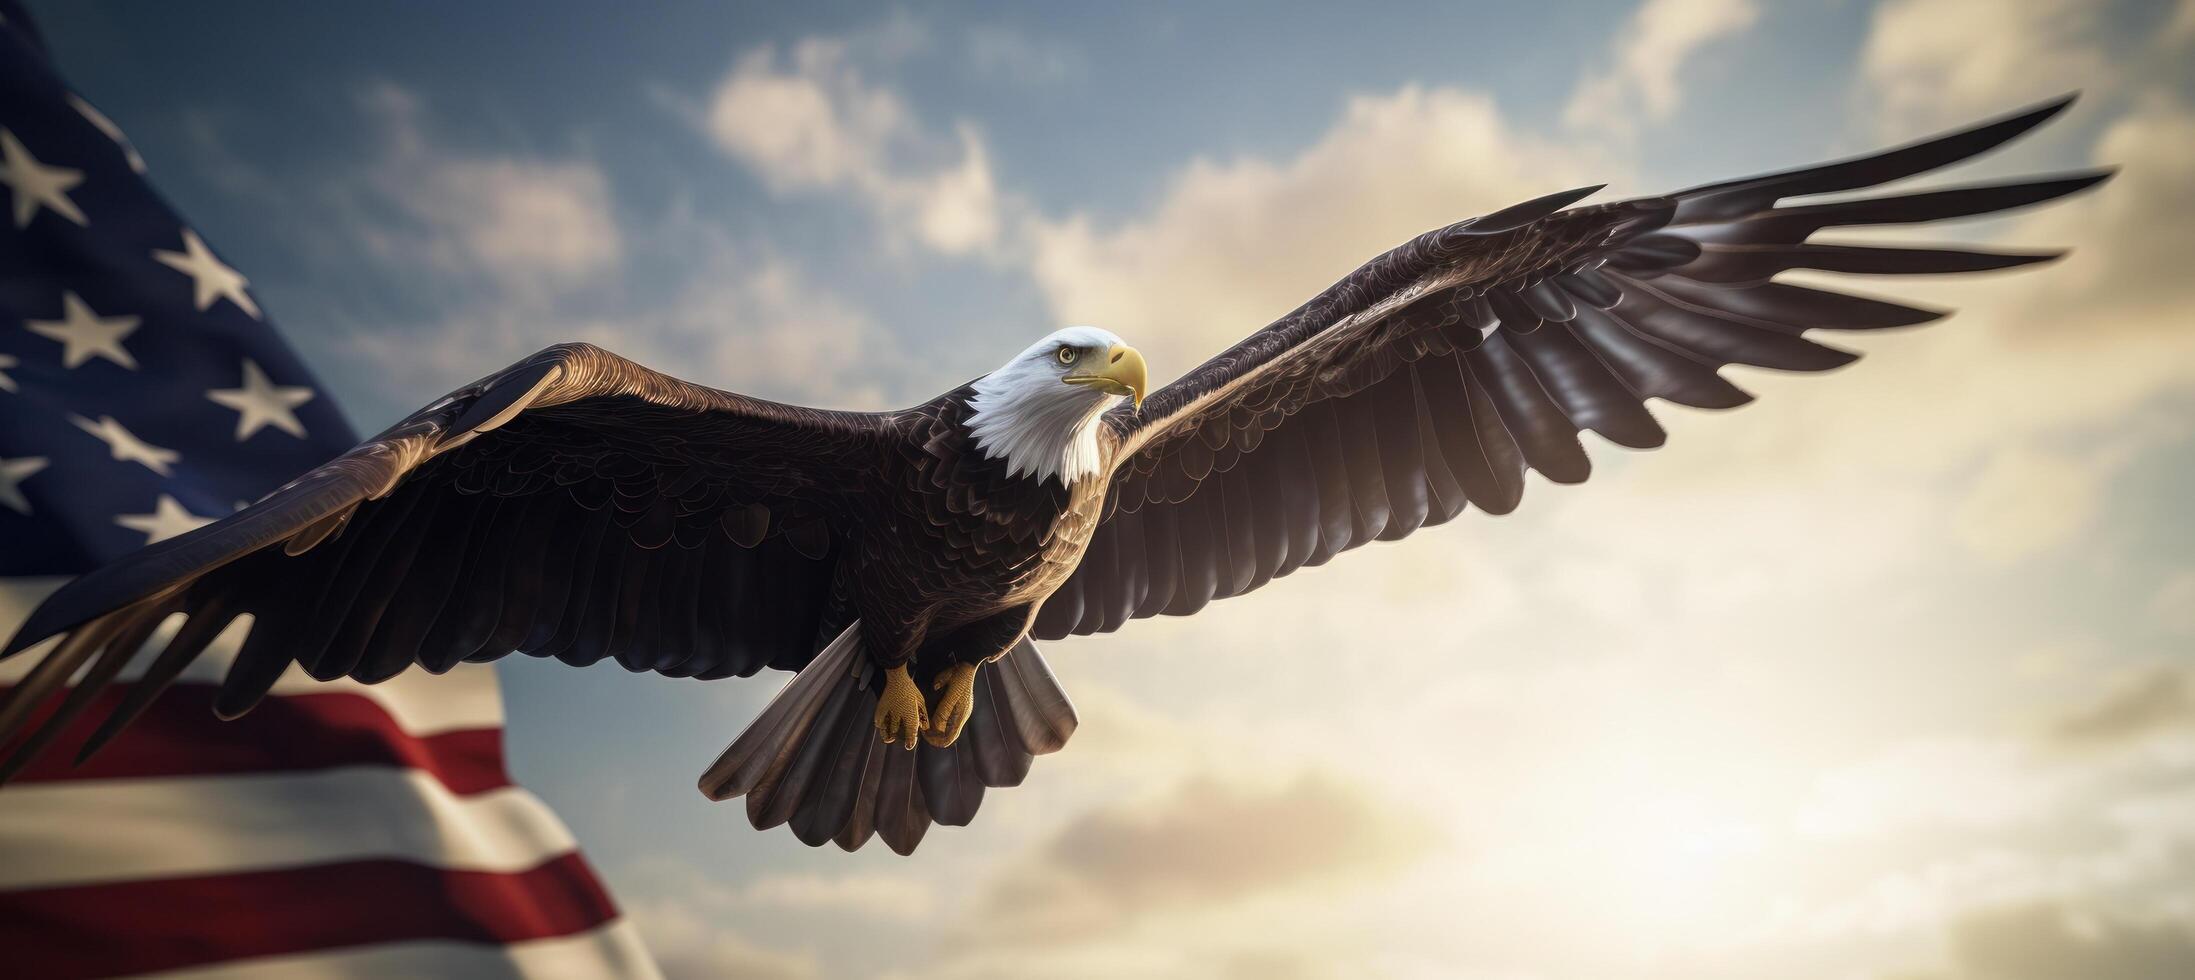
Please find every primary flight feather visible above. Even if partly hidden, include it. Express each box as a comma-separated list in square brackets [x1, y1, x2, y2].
[0, 96, 2109, 855]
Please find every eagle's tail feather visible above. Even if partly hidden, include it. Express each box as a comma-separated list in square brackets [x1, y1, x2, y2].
[698, 624, 1076, 855]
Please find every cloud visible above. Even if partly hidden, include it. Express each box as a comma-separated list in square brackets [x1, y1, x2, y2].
[701, 37, 1002, 255]
[1947, 444, 2124, 564]
[614, 858, 938, 978]
[630, 233, 903, 407]
[2051, 668, 2195, 745]
[1796, 737, 2064, 842]
[2150, 571, 2195, 635]
[1766, 661, 2195, 950]
[341, 226, 900, 411]
[738, 871, 937, 922]
[310, 85, 906, 414]
[418, 159, 619, 283]
[1563, 0, 1761, 136]
[1026, 86, 1614, 385]
[626, 895, 820, 980]
[976, 773, 1436, 937]
[1798, 664, 2195, 844]
[905, 771, 1442, 979]
[355, 84, 621, 289]
[2018, 102, 2195, 333]
[1885, 903, 2195, 980]
[1858, 0, 2106, 136]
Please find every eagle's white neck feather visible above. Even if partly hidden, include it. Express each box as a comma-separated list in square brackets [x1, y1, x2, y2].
[965, 327, 1123, 486]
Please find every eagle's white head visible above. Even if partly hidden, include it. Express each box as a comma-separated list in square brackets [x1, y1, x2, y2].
[966, 325, 1148, 486]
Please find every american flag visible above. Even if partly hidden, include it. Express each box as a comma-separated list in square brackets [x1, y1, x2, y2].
[0, 6, 658, 976]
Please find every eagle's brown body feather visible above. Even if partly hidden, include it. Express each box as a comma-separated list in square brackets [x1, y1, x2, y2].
[861, 389, 1114, 670]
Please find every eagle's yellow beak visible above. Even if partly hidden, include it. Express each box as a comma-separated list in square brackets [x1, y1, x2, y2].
[1065, 343, 1147, 409]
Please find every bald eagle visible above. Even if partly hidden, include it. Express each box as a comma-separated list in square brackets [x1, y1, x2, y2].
[0, 98, 2108, 854]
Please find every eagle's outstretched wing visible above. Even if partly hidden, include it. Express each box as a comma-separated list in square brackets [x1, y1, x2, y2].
[1033, 96, 2110, 639]
[0, 343, 890, 776]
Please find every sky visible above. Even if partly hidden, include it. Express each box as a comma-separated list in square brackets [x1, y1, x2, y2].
[22, 0, 2195, 976]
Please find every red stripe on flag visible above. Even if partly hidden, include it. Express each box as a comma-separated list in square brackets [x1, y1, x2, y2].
[0, 683, 510, 795]
[0, 852, 622, 979]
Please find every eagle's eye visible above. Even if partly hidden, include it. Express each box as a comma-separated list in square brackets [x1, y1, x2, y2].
[1056, 346, 1080, 366]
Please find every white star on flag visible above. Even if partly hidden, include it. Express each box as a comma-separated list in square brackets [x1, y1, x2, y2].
[68, 413, 179, 476]
[153, 227, 260, 318]
[26, 291, 139, 369]
[68, 94, 148, 174]
[0, 455, 48, 515]
[0, 128, 87, 228]
[0, 353, 17, 393]
[114, 493, 216, 544]
[206, 358, 314, 439]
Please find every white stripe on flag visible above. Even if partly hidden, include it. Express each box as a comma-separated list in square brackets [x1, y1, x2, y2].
[0, 767, 581, 890]
[128, 917, 666, 980]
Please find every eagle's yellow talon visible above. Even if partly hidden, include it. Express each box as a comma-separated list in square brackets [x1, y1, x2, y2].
[922, 662, 980, 748]
[875, 664, 927, 748]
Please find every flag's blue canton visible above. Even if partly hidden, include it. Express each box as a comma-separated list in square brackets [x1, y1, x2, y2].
[0, 3, 356, 576]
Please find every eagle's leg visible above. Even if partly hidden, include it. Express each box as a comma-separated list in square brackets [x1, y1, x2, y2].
[918, 610, 1029, 748]
[874, 665, 927, 749]
[923, 662, 980, 748]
